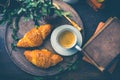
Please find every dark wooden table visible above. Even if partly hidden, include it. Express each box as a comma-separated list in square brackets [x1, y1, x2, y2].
[0, 1, 120, 80]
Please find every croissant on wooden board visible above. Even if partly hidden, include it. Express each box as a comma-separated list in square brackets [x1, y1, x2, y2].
[24, 49, 63, 68]
[17, 24, 51, 47]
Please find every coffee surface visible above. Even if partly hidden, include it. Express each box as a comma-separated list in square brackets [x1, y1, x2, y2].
[58, 30, 75, 48]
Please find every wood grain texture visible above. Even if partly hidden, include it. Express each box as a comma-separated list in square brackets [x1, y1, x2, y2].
[4, 0, 84, 76]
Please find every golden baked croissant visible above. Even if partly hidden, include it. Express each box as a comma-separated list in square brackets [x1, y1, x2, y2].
[24, 49, 63, 68]
[17, 24, 51, 47]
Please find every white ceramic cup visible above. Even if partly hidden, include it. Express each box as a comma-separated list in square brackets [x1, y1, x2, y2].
[50, 24, 82, 56]
[57, 27, 82, 51]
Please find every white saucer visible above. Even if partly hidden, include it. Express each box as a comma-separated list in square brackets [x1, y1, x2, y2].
[50, 25, 82, 56]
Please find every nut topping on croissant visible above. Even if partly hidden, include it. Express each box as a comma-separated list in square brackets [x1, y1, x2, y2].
[17, 24, 51, 47]
[24, 49, 63, 68]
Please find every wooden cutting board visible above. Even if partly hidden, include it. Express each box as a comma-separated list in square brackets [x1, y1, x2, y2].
[5, 0, 84, 76]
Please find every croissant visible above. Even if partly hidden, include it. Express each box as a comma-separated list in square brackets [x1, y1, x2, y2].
[24, 49, 63, 68]
[17, 24, 51, 47]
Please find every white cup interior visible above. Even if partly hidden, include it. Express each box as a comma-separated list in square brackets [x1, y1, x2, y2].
[57, 28, 77, 49]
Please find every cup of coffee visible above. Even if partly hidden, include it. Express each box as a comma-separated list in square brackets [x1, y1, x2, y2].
[57, 26, 82, 51]
[50, 24, 82, 56]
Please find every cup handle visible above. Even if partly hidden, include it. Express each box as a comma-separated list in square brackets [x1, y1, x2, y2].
[75, 45, 82, 51]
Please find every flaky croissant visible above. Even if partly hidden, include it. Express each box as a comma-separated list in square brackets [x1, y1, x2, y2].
[24, 49, 63, 68]
[17, 24, 51, 47]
